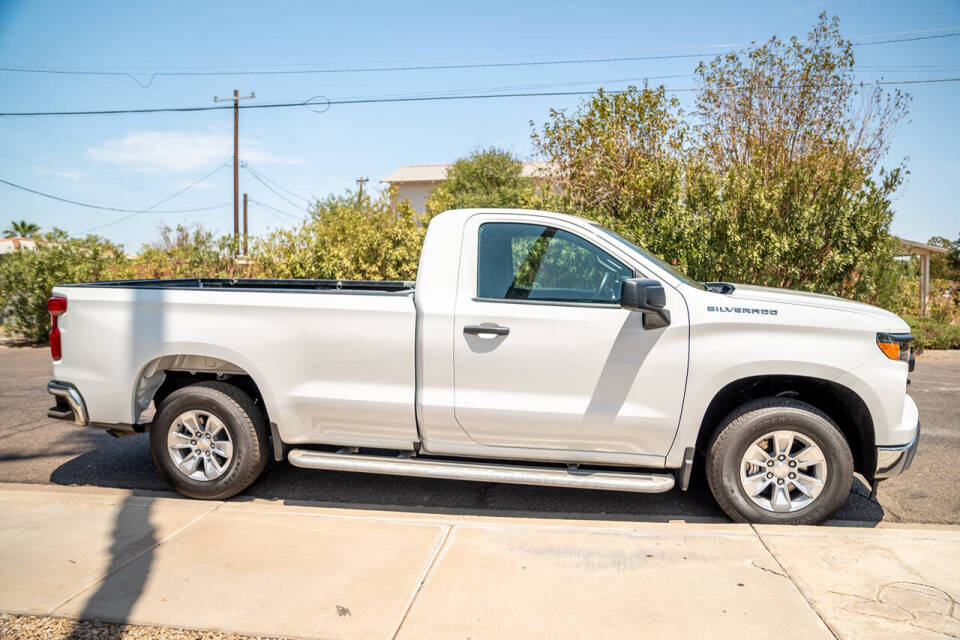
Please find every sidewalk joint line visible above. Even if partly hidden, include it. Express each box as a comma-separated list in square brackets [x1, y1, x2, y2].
[750, 524, 840, 640]
[391, 524, 454, 640]
[47, 501, 224, 614]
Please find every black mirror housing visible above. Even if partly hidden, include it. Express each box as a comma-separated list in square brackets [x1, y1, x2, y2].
[621, 279, 671, 329]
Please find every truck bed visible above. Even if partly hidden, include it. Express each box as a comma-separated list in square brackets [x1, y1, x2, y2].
[59, 278, 415, 294]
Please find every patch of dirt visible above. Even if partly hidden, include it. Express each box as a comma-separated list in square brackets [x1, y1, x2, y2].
[0, 614, 290, 640]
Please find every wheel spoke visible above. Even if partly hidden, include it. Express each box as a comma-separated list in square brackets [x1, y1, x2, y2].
[770, 484, 793, 512]
[207, 454, 224, 476]
[178, 451, 201, 475]
[742, 473, 772, 497]
[207, 415, 228, 438]
[792, 473, 824, 498]
[200, 456, 218, 480]
[211, 440, 233, 459]
[772, 431, 794, 457]
[167, 430, 192, 450]
[792, 446, 825, 468]
[744, 444, 772, 466]
[179, 411, 201, 436]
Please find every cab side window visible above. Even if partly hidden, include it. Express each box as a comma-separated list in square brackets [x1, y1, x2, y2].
[477, 222, 633, 303]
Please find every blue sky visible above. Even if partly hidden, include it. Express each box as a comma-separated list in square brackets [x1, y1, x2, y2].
[1, 0, 958, 251]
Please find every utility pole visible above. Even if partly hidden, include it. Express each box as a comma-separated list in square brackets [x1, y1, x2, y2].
[242, 192, 249, 256]
[214, 89, 255, 251]
[355, 177, 369, 208]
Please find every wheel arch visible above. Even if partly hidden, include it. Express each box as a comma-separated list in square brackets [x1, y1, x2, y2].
[693, 375, 877, 479]
[133, 353, 273, 433]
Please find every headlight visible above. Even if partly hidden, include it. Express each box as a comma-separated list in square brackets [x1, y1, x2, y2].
[877, 332, 914, 367]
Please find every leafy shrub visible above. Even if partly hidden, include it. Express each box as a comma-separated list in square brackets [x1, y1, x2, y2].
[0, 229, 126, 342]
[118, 224, 251, 280]
[253, 190, 423, 281]
[903, 315, 960, 351]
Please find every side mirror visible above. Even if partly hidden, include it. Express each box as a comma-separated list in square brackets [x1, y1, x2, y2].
[621, 279, 671, 329]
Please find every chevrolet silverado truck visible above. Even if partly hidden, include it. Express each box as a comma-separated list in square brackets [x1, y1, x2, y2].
[46, 208, 919, 524]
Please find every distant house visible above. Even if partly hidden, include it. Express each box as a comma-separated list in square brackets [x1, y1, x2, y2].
[0, 237, 36, 255]
[380, 162, 555, 213]
[897, 238, 950, 317]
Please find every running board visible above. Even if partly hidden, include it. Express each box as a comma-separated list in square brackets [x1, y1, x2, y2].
[287, 449, 675, 493]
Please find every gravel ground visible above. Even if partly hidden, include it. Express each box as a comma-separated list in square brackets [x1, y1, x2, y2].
[0, 614, 286, 639]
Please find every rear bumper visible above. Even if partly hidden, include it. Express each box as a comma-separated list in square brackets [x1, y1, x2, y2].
[47, 380, 89, 426]
[875, 422, 920, 480]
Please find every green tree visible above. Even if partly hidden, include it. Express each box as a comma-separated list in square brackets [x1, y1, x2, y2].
[530, 86, 695, 273]
[530, 13, 907, 305]
[950, 234, 960, 273]
[254, 188, 423, 281]
[0, 229, 126, 342]
[425, 147, 534, 216]
[4, 220, 41, 238]
[928, 235, 960, 280]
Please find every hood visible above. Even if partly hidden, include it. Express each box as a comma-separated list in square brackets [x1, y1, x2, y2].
[725, 284, 909, 332]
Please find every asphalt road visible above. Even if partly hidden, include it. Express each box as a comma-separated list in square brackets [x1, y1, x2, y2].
[1, 344, 957, 523]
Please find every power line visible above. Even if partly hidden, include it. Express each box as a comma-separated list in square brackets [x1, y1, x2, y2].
[851, 25, 960, 38]
[3, 77, 960, 118]
[853, 32, 960, 46]
[243, 165, 310, 208]
[0, 175, 228, 213]
[0, 149, 223, 202]
[0, 162, 231, 235]
[78, 162, 232, 233]
[1, 32, 956, 86]
[248, 197, 302, 221]
[243, 164, 311, 203]
[0, 52, 715, 86]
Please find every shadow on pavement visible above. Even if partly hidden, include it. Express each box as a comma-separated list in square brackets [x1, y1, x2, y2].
[50, 441, 885, 525]
[66, 494, 156, 638]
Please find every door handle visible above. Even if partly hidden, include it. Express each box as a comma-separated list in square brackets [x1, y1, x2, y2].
[463, 324, 510, 336]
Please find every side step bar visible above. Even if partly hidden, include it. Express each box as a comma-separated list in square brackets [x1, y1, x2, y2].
[287, 449, 675, 493]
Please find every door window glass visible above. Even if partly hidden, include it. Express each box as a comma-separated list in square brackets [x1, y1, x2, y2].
[477, 222, 633, 303]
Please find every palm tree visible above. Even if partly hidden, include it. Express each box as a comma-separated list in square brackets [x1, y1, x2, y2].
[3, 220, 41, 238]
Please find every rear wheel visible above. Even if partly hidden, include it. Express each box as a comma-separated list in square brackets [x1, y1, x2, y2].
[150, 381, 269, 500]
[705, 398, 853, 525]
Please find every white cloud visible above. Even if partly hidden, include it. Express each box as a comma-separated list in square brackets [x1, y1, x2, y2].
[85, 131, 298, 173]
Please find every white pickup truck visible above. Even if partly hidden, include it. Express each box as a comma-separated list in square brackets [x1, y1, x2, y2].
[46, 208, 919, 524]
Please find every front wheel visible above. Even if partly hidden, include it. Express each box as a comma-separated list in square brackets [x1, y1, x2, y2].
[150, 381, 269, 500]
[705, 398, 853, 525]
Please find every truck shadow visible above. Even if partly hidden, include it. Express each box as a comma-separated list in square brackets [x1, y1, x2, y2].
[51, 442, 885, 526]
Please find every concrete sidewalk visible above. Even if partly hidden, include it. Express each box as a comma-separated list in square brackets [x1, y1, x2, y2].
[1, 484, 958, 639]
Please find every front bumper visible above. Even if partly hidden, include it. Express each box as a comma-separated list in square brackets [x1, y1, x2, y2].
[875, 422, 920, 479]
[47, 380, 89, 426]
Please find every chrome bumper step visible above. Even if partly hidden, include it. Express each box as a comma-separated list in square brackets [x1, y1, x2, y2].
[47, 380, 88, 425]
[287, 449, 675, 493]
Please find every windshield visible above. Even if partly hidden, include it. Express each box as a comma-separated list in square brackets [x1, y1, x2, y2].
[592, 224, 707, 290]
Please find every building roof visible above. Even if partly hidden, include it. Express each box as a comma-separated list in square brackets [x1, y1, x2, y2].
[0, 237, 36, 254]
[897, 238, 950, 256]
[381, 161, 555, 184]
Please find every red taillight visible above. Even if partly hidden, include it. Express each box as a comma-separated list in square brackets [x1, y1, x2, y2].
[48, 296, 66, 361]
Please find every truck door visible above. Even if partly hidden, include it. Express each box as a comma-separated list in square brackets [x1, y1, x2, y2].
[452, 214, 689, 458]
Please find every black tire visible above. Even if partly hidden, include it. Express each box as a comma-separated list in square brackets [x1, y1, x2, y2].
[150, 381, 269, 500]
[705, 397, 853, 525]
